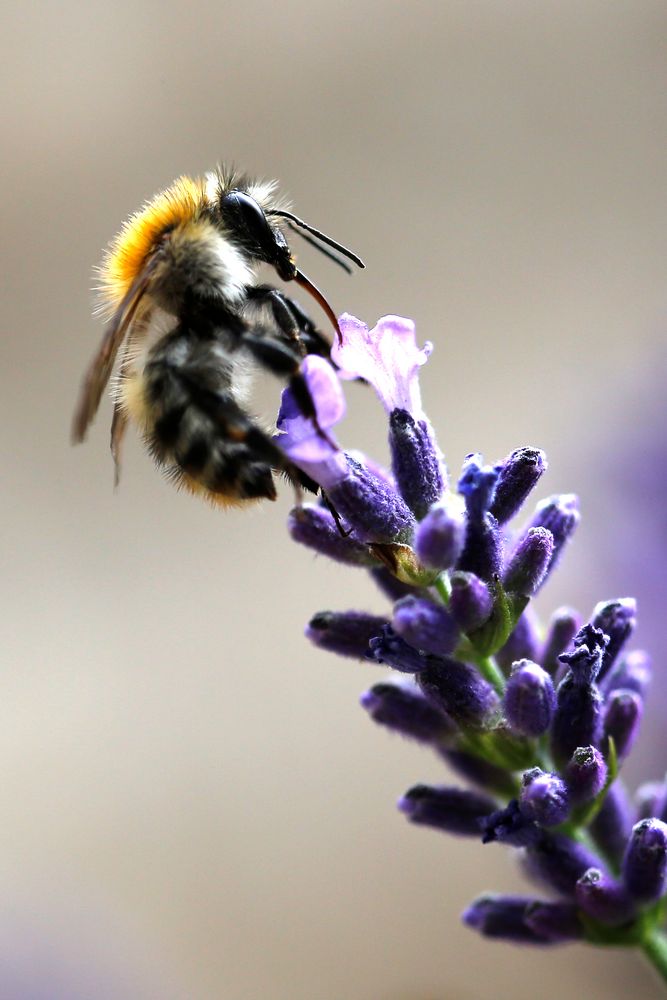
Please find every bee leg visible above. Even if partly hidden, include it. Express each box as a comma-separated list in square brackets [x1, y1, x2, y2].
[242, 333, 337, 449]
[245, 285, 331, 358]
[320, 490, 352, 537]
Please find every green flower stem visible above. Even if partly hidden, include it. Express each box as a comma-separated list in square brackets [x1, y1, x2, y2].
[473, 653, 506, 696]
[435, 573, 451, 606]
[641, 928, 667, 987]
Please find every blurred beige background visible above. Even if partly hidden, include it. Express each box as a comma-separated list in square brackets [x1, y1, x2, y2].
[2, 1, 667, 997]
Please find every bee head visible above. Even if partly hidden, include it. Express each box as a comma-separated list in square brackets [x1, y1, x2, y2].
[220, 190, 296, 282]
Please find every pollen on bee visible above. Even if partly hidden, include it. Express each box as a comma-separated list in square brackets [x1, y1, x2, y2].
[97, 175, 206, 312]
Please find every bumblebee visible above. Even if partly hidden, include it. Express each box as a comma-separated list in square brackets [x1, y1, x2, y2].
[72, 166, 364, 505]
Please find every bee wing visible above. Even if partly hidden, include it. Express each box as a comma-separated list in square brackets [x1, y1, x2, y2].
[71, 262, 156, 444]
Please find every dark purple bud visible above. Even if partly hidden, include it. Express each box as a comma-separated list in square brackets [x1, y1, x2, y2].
[525, 830, 602, 898]
[495, 610, 541, 673]
[503, 527, 554, 596]
[418, 657, 500, 728]
[360, 681, 456, 744]
[458, 454, 498, 519]
[367, 625, 428, 673]
[550, 626, 608, 767]
[523, 901, 583, 943]
[449, 572, 493, 632]
[456, 512, 503, 583]
[288, 504, 376, 566]
[540, 607, 581, 676]
[520, 769, 570, 827]
[528, 494, 580, 586]
[398, 784, 496, 836]
[388, 409, 446, 519]
[369, 566, 420, 602]
[504, 660, 556, 737]
[603, 650, 651, 699]
[441, 748, 517, 798]
[306, 610, 388, 659]
[636, 782, 667, 821]
[392, 596, 459, 656]
[591, 599, 637, 682]
[565, 746, 607, 806]
[590, 782, 635, 865]
[576, 868, 636, 927]
[481, 800, 540, 847]
[414, 497, 466, 571]
[489, 447, 548, 525]
[623, 819, 667, 904]
[327, 456, 416, 544]
[463, 895, 544, 944]
[603, 689, 643, 761]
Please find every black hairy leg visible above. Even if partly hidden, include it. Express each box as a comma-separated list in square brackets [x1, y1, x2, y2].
[245, 285, 332, 359]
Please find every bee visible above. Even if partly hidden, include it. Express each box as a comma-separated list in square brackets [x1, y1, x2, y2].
[72, 166, 364, 505]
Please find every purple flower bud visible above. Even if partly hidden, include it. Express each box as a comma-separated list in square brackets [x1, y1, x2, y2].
[392, 596, 459, 656]
[457, 513, 503, 583]
[520, 769, 570, 827]
[418, 657, 500, 728]
[590, 782, 635, 865]
[603, 689, 643, 762]
[288, 504, 375, 566]
[523, 901, 583, 943]
[503, 528, 554, 596]
[623, 819, 667, 904]
[495, 610, 541, 673]
[369, 566, 420, 602]
[463, 895, 544, 944]
[591, 599, 637, 682]
[388, 409, 446, 519]
[504, 660, 556, 738]
[464, 895, 580, 944]
[441, 748, 517, 798]
[367, 625, 428, 673]
[550, 626, 608, 767]
[528, 493, 580, 586]
[636, 782, 667, 821]
[398, 784, 496, 836]
[576, 868, 636, 927]
[360, 681, 456, 744]
[306, 610, 388, 659]
[490, 448, 548, 526]
[565, 746, 608, 806]
[603, 650, 651, 699]
[448, 572, 494, 632]
[414, 497, 466, 571]
[540, 607, 581, 676]
[525, 830, 602, 898]
[327, 456, 416, 544]
[481, 800, 540, 847]
[458, 454, 498, 518]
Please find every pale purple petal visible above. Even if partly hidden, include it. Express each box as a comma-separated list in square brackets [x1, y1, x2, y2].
[332, 313, 432, 417]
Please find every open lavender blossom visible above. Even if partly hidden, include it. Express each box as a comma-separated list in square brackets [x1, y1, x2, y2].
[278, 313, 667, 983]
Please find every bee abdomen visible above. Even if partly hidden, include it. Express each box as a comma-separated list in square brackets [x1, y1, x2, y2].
[139, 335, 277, 503]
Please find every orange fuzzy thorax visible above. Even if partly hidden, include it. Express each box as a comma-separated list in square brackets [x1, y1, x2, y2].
[98, 175, 206, 310]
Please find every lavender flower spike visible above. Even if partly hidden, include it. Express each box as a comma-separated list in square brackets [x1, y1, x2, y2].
[286, 307, 667, 981]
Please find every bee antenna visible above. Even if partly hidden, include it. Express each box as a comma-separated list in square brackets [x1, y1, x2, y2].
[285, 221, 355, 275]
[271, 210, 365, 269]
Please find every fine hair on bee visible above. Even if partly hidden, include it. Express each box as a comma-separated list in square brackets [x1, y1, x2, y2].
[72, 165, 364, 507]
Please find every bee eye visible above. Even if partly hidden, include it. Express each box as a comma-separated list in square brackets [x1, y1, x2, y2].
[221, 191, 278, 253]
